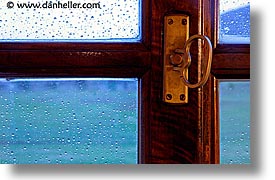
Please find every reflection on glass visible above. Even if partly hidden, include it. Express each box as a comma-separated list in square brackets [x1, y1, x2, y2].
[0, 0, 141, 42]
[219, 0, 250, 44]
[219, 81, 250, 164]
[0, 78, 138, 164]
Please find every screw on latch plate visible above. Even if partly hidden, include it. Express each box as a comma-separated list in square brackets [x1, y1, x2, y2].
[180, 94, 186, 101]
[168, 19, 174, 25]
[182, 19, 187, 25]
[166, 94, 173, 100]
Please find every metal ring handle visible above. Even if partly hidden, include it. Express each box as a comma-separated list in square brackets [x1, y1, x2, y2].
[181, 35, 213, 89]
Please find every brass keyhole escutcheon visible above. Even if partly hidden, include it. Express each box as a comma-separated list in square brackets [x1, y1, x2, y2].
[163, 15, 189, 104]
[163, 14, 213, 104]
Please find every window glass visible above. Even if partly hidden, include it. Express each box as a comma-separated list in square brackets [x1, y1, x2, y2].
[0, 0, 141, 42]
[219, 0, 250, 44]
[219, 81, 250, 164]
[0, 78, 138, 164]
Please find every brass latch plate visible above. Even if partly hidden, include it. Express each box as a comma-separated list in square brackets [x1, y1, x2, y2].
[163, 15, 189, 104]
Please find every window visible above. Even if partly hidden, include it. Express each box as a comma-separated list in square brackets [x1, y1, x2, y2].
[219, 0, 250, 44]
[0, 0, 142, 42]
[219, 81, 250, 164]
[0, 78, 138, 164]
[0, 0, 149, 164]
[206, 0, 251, 164]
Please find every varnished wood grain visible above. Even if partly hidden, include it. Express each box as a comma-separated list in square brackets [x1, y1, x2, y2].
[148, 0, 202, 164]
[0, 51, 151, 69]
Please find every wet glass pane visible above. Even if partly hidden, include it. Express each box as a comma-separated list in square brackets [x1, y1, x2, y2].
[0, 0, 141, 42]
[0, 78, 138, 164]
[219, 0, 250, 44]
[219, 81, 250, 164]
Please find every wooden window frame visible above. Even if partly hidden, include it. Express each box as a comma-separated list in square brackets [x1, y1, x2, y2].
[201, 0, 250, 163]
[0, 0, 152, 164]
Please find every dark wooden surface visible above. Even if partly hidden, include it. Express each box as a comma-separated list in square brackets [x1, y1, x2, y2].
[148, 0, 202, 163]
[0, 0, 250, 164]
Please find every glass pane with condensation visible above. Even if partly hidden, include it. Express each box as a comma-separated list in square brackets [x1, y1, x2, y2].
[0, 78, 138, 164]
[219, 81, 250, 164]
[219, 0, 250, 44]
[0, 0, 141, 42]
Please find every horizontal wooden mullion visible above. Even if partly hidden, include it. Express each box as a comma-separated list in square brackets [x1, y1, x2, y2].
[214, 44, 250, 54]
[0, 66, 150, 78]
[212, 53, 250, 69]
[211, 53, 250, 79]
[0, 51, 151, 69]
